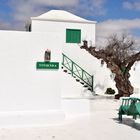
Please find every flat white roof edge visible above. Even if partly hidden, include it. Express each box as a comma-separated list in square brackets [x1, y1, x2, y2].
[31, 18, 97, 24]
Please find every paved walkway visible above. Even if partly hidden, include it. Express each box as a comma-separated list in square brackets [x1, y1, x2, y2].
[0, 96, 140, 140]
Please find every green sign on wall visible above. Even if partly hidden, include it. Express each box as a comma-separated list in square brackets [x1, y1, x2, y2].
[36, 62, 59, 70]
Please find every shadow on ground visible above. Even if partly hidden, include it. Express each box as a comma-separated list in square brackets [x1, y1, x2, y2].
[113, 118, 140, 131]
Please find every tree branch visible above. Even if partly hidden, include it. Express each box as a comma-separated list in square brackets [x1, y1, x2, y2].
[126, 52, 140, 70]
[82, 46, 122, 74]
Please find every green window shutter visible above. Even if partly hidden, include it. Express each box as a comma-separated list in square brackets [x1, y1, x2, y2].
[66, 29, 81, 43]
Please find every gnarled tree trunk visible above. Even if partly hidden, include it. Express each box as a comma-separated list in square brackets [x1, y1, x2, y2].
[114, 73, 133, 99]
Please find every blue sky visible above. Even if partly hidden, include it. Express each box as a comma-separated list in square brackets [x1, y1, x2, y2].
[0, 0, 140, 42]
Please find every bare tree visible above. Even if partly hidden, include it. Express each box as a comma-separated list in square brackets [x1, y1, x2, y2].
[81, 34, 140, 99]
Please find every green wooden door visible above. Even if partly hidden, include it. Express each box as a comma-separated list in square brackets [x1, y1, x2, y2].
[66, 29, 81, 43]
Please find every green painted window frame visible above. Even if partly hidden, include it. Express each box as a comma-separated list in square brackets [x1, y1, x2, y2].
[66, 29, 81, 43]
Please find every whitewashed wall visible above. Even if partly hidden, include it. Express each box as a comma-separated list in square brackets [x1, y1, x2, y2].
[63, 44, 117, 95]
[31, 18, 140, 97]
[31, 19, 117, 95]
[0, 30, 64, 126]
[31, 20, 96, 46]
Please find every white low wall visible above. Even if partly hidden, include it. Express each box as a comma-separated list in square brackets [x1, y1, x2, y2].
[0, 30, 64, 126]
[130, 62, 140, 96]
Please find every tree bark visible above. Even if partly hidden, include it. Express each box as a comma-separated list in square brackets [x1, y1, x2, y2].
[114, 73, 133, 99]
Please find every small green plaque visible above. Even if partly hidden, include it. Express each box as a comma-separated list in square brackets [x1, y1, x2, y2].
[36, 62, 59, 70]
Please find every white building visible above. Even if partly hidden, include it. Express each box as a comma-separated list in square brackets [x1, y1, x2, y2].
[0, 10, 139, 127]
[31, 10, 117, 96]
[31, 10, 99, 97]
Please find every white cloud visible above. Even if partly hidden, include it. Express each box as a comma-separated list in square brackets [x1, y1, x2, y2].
[4, 0, 106, 30]
[92, 0, 106, 8]
[75, 0, 106, 16]
[123, 1, 140, 11]
[0, 20, 12, 30]
[0, 20, 23, 30]
[9, 0, 45, 21]
[33, 0, 78, 6]
[96, 19, 140, 46]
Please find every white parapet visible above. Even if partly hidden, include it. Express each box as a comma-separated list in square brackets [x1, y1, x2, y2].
[0, 30, 64, 127]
